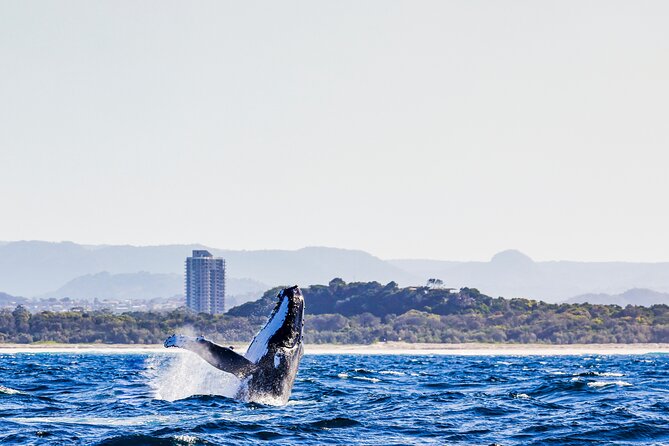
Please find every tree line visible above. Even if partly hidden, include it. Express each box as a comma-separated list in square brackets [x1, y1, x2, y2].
[1, 279, 669, 344]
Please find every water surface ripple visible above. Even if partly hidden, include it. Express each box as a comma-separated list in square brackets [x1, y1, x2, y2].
[1, 352, 668, 445]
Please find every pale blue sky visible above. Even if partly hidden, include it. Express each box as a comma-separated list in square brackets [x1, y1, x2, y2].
[1, 1, 668, 261]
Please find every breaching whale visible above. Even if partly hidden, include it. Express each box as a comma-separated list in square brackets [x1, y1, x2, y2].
[164, 285, 305, 404]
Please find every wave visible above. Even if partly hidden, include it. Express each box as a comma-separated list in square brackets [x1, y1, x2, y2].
[0, 385, 23, 395]
[337, 373, 380, 383]
[527, 380, 589, 397]
[576, 371, 624, 377]
[352, 368, 376, 375]
[587, 381, 632, 388]
[567, 421, 669, 442]
[6, 415, 181, 426]
[96, 434, 206, 445]
[1, 352, 668, 445]
[308, 417, 361, 429]
[352, 376, 380, 383]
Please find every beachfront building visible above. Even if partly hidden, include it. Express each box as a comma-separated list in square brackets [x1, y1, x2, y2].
[185, 250, 226, 314]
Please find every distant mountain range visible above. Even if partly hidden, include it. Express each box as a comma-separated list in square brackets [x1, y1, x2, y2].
[0, 241, 413, 302]
[1, 241, 669, 305]
[37, 272, 268, 302]
[0, 291, 27, 307]
[37, 272, 183, 301]
[564, 288, 669, 307]
[390, 250, 669, 302]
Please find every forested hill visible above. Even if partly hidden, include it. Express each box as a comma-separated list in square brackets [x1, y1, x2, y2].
[227, 279, 669, 344]
[228, 279, 481, 317]
[227, 279, 548, 318]
[1, 279, 669, 344]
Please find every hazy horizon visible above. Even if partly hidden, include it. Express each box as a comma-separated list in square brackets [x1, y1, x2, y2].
[3, 239, 669, 264]
[3, 240, 669, 304]
[2, 1, 668, 262]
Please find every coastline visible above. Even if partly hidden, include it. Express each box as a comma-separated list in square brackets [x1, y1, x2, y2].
[1, 342, 669, 355]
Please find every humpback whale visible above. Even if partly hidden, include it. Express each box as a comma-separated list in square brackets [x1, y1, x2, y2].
[164, 285, 305, 404]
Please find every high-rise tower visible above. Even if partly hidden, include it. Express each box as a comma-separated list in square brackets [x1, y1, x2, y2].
[185, 250, 226, 314]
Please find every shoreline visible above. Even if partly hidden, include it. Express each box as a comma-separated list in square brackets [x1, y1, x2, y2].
[1, 342, 669, 355]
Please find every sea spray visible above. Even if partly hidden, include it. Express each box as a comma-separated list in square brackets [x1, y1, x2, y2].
[147, 327, 243, 402]
[148, 350, 241, 401]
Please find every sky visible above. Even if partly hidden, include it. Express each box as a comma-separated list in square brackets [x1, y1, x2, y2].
[1, 1, 668, 262]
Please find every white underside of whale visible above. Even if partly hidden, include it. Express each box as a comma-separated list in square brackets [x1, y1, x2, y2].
[244, 297, 289, 364]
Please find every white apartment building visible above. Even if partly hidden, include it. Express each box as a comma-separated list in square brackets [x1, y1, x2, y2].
[185, 250, 226, 314]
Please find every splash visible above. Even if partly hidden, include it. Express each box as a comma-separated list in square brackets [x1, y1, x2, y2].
[233, 376, 294, 406]
[147, 351, 241, 402]
[149, 353, 292, 406]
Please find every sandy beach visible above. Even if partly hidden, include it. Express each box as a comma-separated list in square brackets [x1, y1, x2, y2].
[1, 342, 669, 355]
[303, 342, 669, 356]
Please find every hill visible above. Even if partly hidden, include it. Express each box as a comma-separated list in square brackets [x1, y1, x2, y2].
[0, 241, 416, 298]
[565, 288, 669, 307]
[229, 279, 669, 344]
[228, 278, 471, 318]
[390, 250, 669, 302]
[0, 292, 27, 307]
[38, 272, 183, 300]
[37, 272, 268, 303]
[3, 280, 669, 344]
[3, 241, 669, 304]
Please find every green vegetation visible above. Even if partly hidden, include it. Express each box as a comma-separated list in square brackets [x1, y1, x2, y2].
[1, 279, 669, 344]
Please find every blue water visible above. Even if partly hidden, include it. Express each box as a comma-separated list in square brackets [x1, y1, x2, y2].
[1, 352, 669, 445]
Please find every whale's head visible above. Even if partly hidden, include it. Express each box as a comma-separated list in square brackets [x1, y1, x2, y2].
[277, 285, 304, 348]
[244, 285, 305, 364]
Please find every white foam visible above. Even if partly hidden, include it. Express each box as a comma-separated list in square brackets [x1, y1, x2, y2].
[247, 392, 288, 406]
[245, 298, 288, 364]
[379, 370, 405, 376]
[0, 385, 23, 395]
[173, 435, 199, 444]
[233, 374, 289, 406]
[588, 381, 632, 388]
[285, 399, 315, 406]
[6, 415, 180, 426]
[351, 376, 380, 383]
[594, 372, 624, 377]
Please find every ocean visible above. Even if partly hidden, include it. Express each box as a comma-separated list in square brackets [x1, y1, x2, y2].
[1, 351, 668, 445]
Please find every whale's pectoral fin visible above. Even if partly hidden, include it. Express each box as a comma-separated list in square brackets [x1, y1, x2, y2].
[164, 334, 254, 378]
